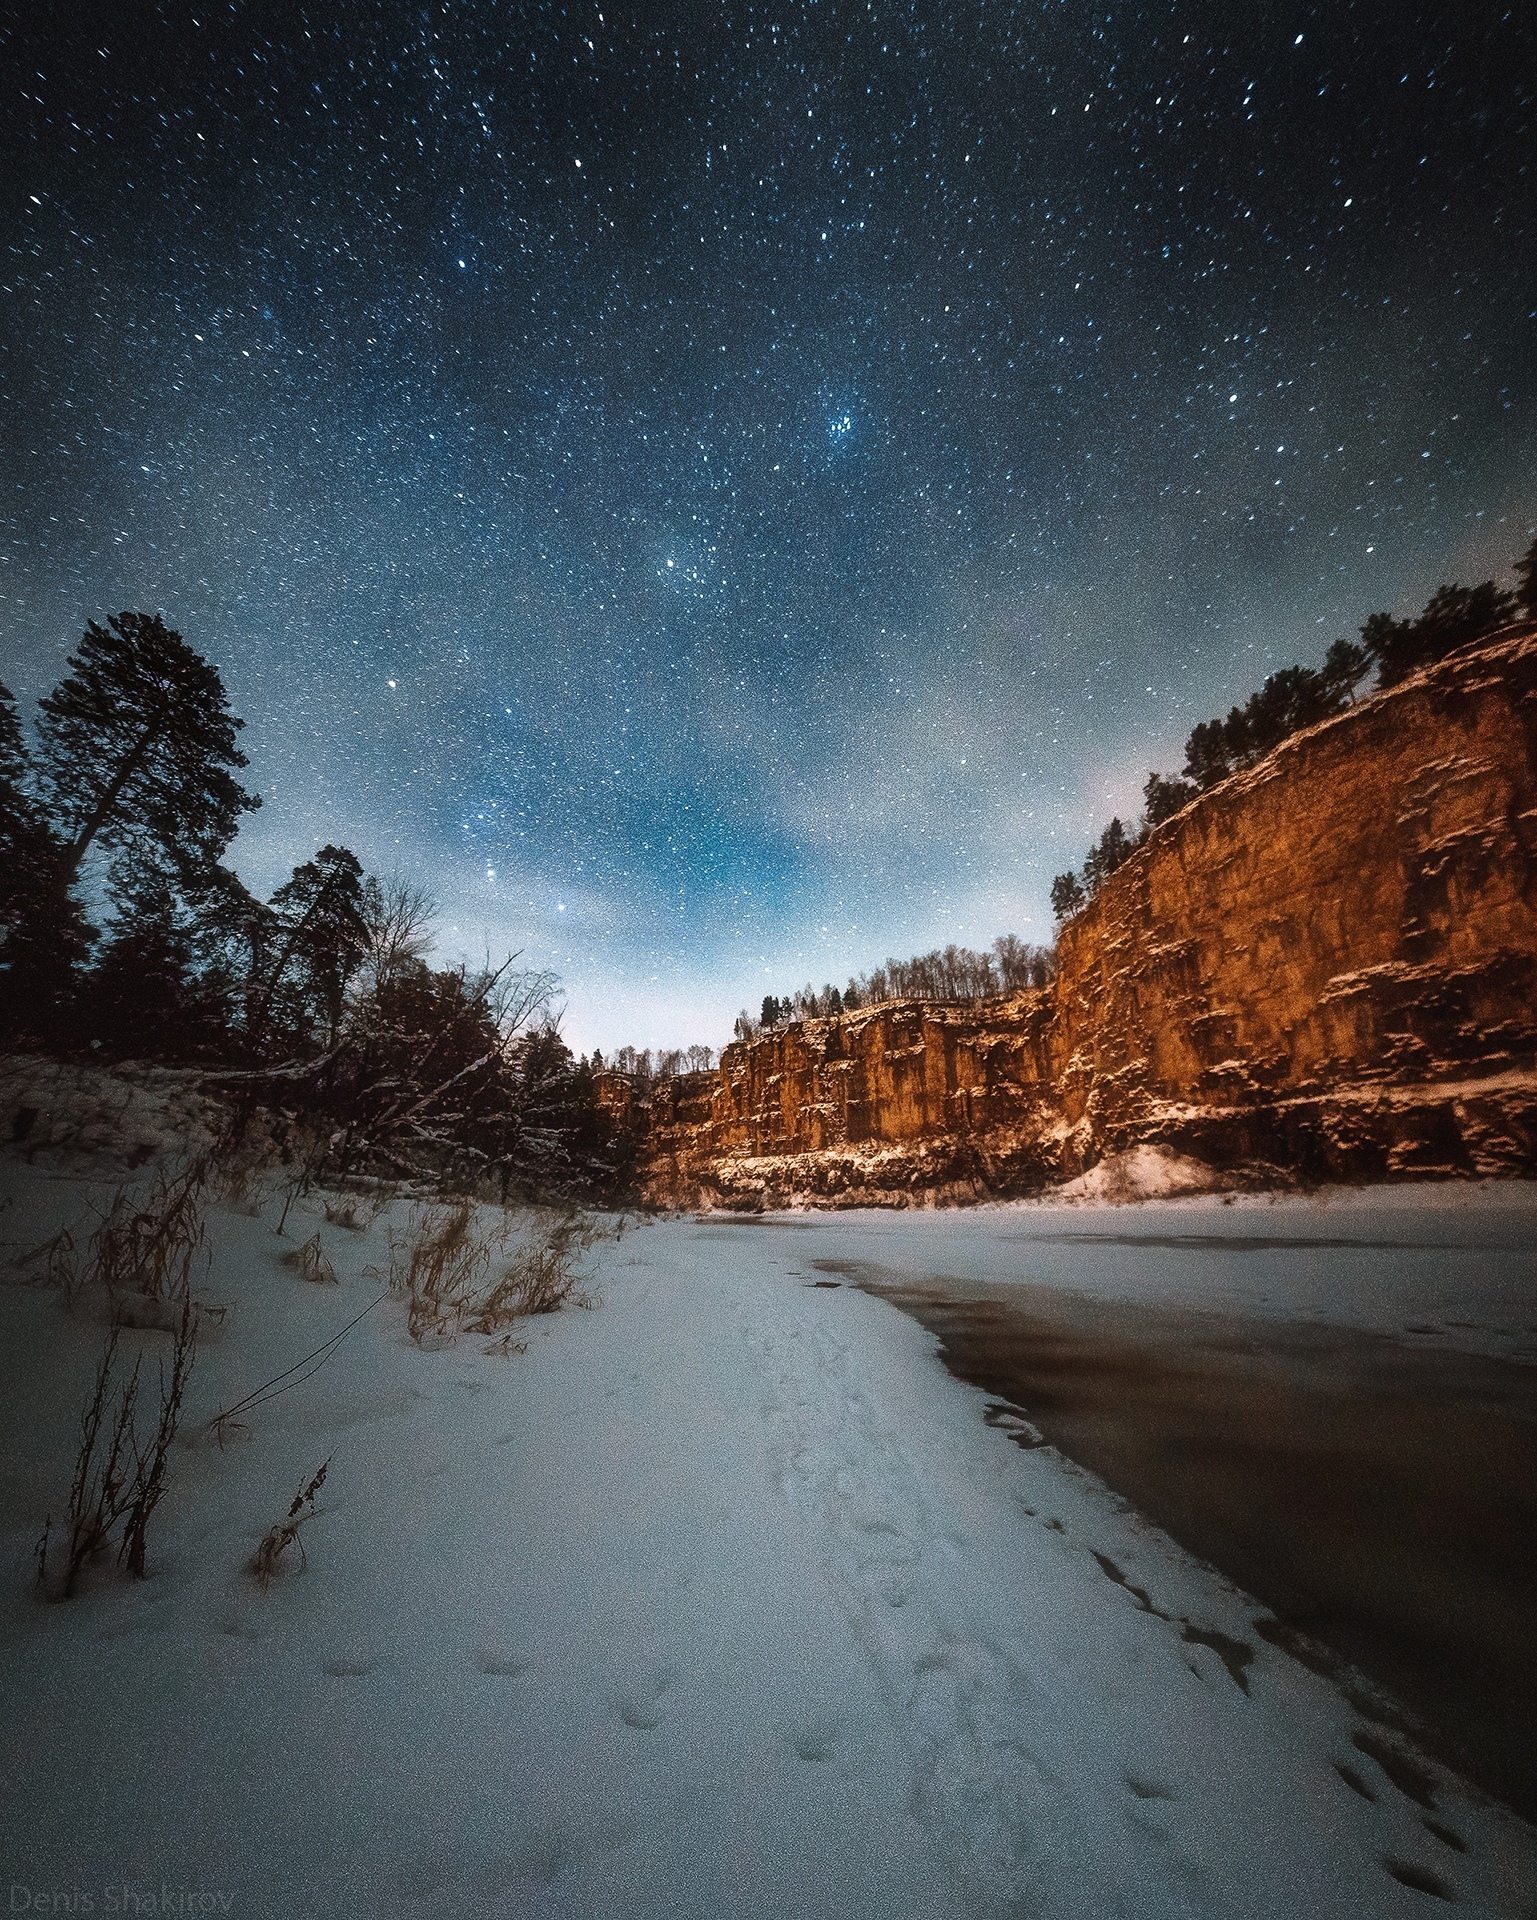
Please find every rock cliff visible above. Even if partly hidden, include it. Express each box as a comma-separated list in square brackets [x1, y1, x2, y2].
[617, 625, 1537, 1207]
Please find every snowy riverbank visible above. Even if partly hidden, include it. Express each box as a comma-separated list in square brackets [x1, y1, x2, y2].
[2, 1160, 1534, 1917]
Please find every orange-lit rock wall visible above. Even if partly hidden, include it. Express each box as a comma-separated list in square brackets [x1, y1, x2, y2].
[625, 626, 1537, 1207]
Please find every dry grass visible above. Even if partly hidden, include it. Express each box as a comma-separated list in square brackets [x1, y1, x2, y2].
[13, 1164, 212, 1321]
[466, 1212, 601, 1334]
[251, 1458, 330, 1588]
[282, 1231, 338, 1285]
[45, 1292, 198, 1596]
[385, 1202, 601, 1349]
[86, 1164, 209, 1320]
[321, 1187, 393, 1232]
[208, 1143, 279, 1216]
[274, 1127, 337, 1235]
[10, 1226, 78, 1296]
[385, 1201, 490, 1343]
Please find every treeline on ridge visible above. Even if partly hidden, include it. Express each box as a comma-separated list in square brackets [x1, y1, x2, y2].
[1051, 539, 1537, 920]
[739, 934, 1056, 1045]
[0, 612, 629, 1199]
[599, 936, 1058, 1084]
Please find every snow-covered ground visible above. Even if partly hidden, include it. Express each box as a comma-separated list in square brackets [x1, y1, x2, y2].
[2, 1156, 1534, 1918]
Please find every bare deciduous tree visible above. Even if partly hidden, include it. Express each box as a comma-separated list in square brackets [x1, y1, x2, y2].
[357, 875, 438, 996]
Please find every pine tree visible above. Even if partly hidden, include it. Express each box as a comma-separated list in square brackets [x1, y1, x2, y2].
[1182, 716, 1234, 790]
[1082, 817, 1134, 893]
[249, 845, 369, 1053]
[1361, 581, 1516, 688]
[0, 680, 93, 1042]
[1143, 771, 1197, 827]
[36, 612, 259, 886]
[83, 872, 228, 1062]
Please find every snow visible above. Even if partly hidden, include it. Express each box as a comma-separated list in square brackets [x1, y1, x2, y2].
[2, 1154, 1535, 1917]
[0, 1055, 221, 1177]
[1049, 1143, 1227, 1203]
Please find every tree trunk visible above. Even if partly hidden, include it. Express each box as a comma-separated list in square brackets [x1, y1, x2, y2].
[64, 719, 163, 877]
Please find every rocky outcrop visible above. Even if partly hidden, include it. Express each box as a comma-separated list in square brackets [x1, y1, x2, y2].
[618, 626, 1537, 1207]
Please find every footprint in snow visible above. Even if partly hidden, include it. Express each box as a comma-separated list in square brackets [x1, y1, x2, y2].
[1334, 1761, 1377, 1802]
[617, 1667, 673, 1729]
[1381, 1856, 1454, 1901]
[1421, 1817, 1467, 1854]
[473, 1649, 530, 1677]
[794, 1719, 839, 1762]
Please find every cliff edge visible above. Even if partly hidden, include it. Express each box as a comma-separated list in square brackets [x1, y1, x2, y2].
[618, 625, 1537, 1207]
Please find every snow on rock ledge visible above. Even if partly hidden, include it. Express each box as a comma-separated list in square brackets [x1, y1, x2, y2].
[1049, 1144, 1227, 1204]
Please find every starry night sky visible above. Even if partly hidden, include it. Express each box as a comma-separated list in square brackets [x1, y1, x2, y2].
[3, 2, 1534, 1051]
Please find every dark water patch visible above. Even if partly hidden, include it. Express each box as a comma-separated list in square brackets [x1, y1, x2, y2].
[849, 1266, 1537, 1820]
[693, 1216, 827, 1230]
[1092, 1550, 1163, 1616]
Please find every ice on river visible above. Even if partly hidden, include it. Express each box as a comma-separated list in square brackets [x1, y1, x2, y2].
[1, 1159, 1533, 1918]
[746, 1172, 1537, 1363]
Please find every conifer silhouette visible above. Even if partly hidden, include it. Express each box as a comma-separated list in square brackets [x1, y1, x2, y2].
[36, 611, 259, 885]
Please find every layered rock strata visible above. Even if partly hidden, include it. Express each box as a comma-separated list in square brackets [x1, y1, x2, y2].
[614, 626, 1537, 1207]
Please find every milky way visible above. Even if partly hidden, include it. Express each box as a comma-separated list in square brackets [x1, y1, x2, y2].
[2, 2, 1533, 1048]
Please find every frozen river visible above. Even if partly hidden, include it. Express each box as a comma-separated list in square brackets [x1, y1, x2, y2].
[702, 1185, 1537, 1818]
[695, 1182, 1537, 1361]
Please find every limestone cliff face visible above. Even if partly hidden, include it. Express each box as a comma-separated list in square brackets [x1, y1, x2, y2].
[623, 626, 1537, 1207]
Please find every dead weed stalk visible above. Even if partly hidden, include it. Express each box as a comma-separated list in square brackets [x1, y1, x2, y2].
[208, 1292, 388, 1444]
[44, 1292, 198, 1596]
[10, 1226, 78, 1298]
[251, 1458, 330, 1588]
[467, 1211, 601, 1335]
[321, 1187, 393, 1232]
[385, 1201, 490, 1343]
